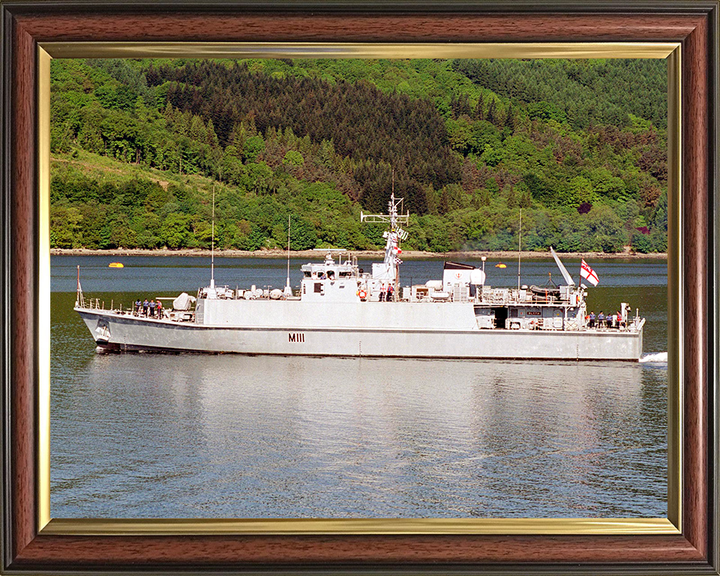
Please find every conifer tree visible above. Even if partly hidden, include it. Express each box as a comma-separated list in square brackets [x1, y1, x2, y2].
[505, 103, 515, 130]
[486, 100, 497, 125]
[474, 94, 485, 121]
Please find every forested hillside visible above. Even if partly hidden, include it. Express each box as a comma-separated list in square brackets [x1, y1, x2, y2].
[50, 57, 668, 253]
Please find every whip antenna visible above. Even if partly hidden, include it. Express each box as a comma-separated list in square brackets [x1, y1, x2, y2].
[517, 208, 522, 290]
[286, 215, 291, 292]
[210, 183, 215, 289]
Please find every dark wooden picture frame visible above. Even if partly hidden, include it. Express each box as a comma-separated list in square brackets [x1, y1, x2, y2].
[2, 1, 718, 573]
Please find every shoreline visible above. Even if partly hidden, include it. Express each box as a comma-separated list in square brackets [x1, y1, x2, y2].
[50, 248, 668, 260]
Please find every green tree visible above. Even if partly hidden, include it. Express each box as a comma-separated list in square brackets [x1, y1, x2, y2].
[564, 176, 596, 208]
[289, 217, 318, 250]
[631, 231, 652, 253]
[283, 150, 304, 167]
[243, 135, 266, 162]
[160, 213, 192, 248]
[50, 206, 83, 248]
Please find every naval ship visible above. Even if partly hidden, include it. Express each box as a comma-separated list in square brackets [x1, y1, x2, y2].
[75, 193, 645, 361]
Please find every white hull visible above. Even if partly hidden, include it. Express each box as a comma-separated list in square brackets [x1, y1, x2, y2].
[77, 303, 644, 361]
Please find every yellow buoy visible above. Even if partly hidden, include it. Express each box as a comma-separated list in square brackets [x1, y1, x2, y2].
[109, 262, 124, 268]
[495, 263, 507, 269]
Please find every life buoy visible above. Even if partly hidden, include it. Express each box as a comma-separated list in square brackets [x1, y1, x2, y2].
[358, 289, 367, 299]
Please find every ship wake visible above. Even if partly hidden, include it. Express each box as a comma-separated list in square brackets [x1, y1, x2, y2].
[639, 352, 668, 363]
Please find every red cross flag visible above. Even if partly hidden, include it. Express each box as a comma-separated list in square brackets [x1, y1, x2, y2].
[580, 259, 599, 286]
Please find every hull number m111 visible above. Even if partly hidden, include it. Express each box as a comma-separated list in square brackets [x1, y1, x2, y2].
[289, 333, 305, 343]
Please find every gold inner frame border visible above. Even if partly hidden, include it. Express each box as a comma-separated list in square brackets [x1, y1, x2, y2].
[37, 41, 682, 537]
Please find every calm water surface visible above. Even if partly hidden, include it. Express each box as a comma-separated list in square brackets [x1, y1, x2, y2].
[51, 255, 668, 518]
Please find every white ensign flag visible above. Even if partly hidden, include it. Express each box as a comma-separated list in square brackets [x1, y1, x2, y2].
[580, 259, 599, 286]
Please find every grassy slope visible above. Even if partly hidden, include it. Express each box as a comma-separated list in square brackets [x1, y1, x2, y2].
[52, 149, 217, 194]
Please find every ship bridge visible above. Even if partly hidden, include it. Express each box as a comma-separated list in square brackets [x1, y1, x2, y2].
[300, 250, 363, 303]
[300, 249, 360, 280]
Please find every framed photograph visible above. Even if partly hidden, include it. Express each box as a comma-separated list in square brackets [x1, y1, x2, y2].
[2, 1, 717, 573]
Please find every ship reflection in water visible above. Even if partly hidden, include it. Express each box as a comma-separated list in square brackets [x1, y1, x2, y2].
[51, 352, 667, 519]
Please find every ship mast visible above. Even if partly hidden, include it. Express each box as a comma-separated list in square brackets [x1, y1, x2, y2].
[517, 208, 522, 290]
[360, 178, 409, 302]
[285, 215, 292, 295]
[210, 183, 216, 290]
[391, 172, 399, 300]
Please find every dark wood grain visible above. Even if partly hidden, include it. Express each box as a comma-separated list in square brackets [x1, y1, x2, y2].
[9, 15, 37, 561]
[11, 534, 706, 566]
[2, 3, 716, 573]
[681, 9, 710, 560]
[15, 12, 703, 42]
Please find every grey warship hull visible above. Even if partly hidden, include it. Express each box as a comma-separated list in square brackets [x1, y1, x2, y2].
[77, 300, 644, 361]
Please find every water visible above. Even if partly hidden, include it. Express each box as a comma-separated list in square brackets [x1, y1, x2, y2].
[51, 255, 668, 519]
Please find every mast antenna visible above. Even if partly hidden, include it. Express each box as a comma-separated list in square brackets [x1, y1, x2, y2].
[359, 173, 409, 303]
[286, 215, 291, 292]
[517, 208, 522, 290]
[210, 183, 215, 289]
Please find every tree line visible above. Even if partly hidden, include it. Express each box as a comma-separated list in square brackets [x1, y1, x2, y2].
[49, 57, 668, 253]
